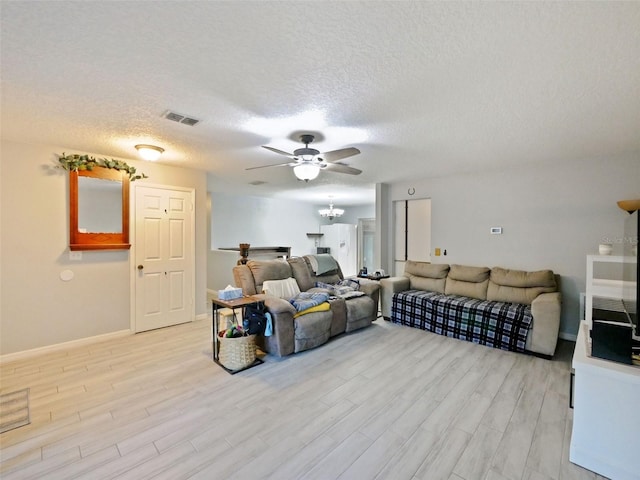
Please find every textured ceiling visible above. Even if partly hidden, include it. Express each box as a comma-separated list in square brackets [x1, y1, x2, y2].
[2, 1, 639, 205]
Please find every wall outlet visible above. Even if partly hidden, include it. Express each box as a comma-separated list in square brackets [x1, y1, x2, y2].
[69, 251, 82, 261]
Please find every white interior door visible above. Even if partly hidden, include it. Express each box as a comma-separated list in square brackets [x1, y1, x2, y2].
[407, 198, 431, 262]
[134, 185, 194, 332]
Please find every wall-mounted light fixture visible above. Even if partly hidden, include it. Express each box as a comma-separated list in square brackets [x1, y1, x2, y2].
[135, 144, 164, 161]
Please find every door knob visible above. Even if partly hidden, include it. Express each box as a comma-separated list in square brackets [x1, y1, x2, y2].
[137, 265, 144, 270]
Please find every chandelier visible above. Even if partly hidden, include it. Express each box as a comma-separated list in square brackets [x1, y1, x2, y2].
[319, 202, 344, 220]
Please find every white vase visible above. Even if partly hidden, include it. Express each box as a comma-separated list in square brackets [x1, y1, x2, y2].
[598, 244, 613, 255]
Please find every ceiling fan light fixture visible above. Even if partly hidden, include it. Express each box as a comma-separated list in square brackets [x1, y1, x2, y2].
[293, 163, 320, 182]
[135, 144, 164, 161]
[319, 202, 344, 220]
[293, 146, 320, 162]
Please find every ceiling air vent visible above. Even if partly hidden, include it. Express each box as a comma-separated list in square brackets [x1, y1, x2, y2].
[162, 110, 200, 126]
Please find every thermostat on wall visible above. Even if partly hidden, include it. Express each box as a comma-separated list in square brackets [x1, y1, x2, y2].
[490, 227, 503, 235]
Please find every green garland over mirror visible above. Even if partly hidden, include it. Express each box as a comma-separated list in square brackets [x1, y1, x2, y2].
[58, 153, 148, 181]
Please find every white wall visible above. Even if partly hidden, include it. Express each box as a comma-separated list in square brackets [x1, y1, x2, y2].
[209, 189, 330, 257]
[380, 155, 639, 338]
[0, 140, 208, 355]
[316, 204, 375, 226]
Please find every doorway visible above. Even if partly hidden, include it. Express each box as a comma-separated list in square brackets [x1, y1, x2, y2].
[358, 218, 375, 273]
[393, 198, 431, 276]
[132, 184, 195, 332]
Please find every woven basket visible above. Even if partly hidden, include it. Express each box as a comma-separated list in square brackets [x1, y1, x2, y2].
[218, 333, 257, 371]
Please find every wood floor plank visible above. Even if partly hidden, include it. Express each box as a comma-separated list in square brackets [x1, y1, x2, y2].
[114, 441, 196, 480]
[337, 429, 406, 479]
[264, 434, 338, 480]
[299, 431, 373, 480]
[413, 427, 472, 480]
[489, 419, 538, 480]
[452, 424, 503, 480]
[374, 425, 440, 480]
[0, 318, 584, 480]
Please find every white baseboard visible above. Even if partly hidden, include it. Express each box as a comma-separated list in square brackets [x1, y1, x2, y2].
[0, 329, 132, 365]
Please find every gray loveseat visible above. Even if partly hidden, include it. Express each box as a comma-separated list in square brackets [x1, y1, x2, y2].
[233, 256, 380, 357]
[380, 261, 561, 357]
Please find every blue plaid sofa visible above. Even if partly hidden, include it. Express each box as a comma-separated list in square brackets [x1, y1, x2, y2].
[380, 262, 561, 357]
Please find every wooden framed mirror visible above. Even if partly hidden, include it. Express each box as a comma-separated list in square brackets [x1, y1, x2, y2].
[69, 166, 130, 250]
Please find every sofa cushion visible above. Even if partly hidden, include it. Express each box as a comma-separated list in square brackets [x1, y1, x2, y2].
[487, 267, 557, 305]
[448, 264, 490, 283]
[405, 261, 449, 293]
[405, 261, 449, 278]
[288, 256, 342, 291]
[445, 265, 490, 300]
[247, 259, 292, 291]
[233, 264, 258, 296]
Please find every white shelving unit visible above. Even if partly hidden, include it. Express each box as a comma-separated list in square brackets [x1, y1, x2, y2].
[585, 254, 636, 328]
[570, 254, 639, 480]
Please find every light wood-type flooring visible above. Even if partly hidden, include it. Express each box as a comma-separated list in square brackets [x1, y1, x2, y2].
[0, 317, 607, 480]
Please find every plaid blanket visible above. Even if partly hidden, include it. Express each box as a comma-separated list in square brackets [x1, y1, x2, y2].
[391, 290, 532, 352]
[290, 292, 330, 313]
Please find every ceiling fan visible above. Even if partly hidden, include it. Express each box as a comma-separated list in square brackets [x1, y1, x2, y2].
[247, 134, 361, 181]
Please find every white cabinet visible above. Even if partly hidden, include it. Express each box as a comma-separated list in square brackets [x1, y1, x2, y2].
[570, 255, 639, 480]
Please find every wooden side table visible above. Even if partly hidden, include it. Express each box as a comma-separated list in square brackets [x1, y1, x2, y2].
[211, 294, 263, 373]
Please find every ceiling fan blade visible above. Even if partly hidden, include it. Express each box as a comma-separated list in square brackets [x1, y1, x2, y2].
[320, 147, 361, 162]
[262, 145, 295, 158]
[246, 161, 296, 171]
[325, 163, 362, 175]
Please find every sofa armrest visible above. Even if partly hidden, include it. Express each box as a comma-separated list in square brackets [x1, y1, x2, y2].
[379, 276, 410, 319]
[254, 294, 296, 357]
[528, 292, 561, 356]
[357, 279, 380, 307]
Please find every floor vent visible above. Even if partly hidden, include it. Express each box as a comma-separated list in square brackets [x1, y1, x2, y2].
[162, 110, 200, 126]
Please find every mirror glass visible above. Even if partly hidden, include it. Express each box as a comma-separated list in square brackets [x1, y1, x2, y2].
[78, 176, 122, 233]
[70, 167, 130, 250]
